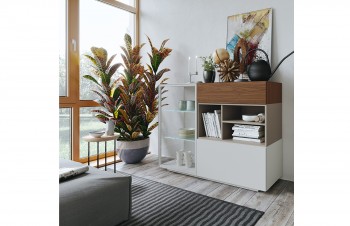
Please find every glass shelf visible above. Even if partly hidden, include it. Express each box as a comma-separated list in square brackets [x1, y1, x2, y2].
[164, 136, 195, 142]
[160, 159, 196, 176]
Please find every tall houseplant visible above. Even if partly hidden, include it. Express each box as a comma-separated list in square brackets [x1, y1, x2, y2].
[84, 34, 172, 163]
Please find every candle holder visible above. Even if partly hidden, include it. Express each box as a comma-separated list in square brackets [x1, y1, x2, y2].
[188, 56, 198, 83]
[189, 71, 198, 83]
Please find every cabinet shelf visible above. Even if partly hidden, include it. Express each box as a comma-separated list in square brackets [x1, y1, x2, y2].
[197, 137, 265, 147]
[160, 159, 196, 176]
[164, 136, 195, 142]
[222, 120, 265, 126]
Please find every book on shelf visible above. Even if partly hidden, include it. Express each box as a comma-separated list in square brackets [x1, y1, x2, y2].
[232, 131, 264, 139]
[232, 129, 264, 135]
[232, 124, 264, 131]
[232, 136, 265, 143]
[202, 113, 208, 136]
[214, 110, 222, 138]
[202, 111, 221, 138]
[210, 113, 218, 138]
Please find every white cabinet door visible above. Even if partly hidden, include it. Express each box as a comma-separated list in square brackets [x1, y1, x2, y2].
[197, 139, 266, 191]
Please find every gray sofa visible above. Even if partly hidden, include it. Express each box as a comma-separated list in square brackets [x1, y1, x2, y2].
[59, 159, 131, 226]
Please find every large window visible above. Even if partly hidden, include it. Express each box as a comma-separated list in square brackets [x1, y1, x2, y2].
[59, 0, 138, 161]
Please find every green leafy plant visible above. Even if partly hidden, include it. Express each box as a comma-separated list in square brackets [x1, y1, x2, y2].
[200, 55, 217, 71]
[83, 47, 122, 123]
[84, 34, 172, 141]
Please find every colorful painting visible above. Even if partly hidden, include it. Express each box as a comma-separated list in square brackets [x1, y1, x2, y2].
[226, 8, 272, 65]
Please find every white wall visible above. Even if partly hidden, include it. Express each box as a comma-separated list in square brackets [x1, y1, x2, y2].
[140, 0, 294, 181]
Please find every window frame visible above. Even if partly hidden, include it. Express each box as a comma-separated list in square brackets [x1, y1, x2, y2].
[59, 0, 139, 162]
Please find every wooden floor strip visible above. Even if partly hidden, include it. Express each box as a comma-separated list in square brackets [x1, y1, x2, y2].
[254, 181, 294, 226]
[207, 184, 240, 200]
[285, 211, 294, 226]
[224, 188, 256, 206]
[244, 180, 288, 211]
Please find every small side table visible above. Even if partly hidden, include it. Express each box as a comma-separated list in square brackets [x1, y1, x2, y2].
[82, 134, 119, 173]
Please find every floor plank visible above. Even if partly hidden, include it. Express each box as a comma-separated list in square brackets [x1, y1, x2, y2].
[225, 188, 256, 206]
[108, 154, 294, 226]
[285, 211, 294, 226]
[207, 184, 240, 200]
[255, 181, 294, 226]
[245, 180, 288, 211]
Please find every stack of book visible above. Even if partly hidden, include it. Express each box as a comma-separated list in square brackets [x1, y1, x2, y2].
[232, 124, 265, 143]
[202, 110, 221, 138]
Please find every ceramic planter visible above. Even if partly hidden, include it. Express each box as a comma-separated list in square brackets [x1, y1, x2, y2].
[203, 70, 216, 83]
[118, 138, 149, 164]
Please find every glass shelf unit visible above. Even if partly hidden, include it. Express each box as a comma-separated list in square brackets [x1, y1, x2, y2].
[158, 83, 197, 176]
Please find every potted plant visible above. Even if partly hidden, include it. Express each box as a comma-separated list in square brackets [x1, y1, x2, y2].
[84, 34, 172, 164]
[199, 55, 217, 83]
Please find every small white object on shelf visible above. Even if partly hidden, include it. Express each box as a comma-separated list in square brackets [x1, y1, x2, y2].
[242, 114, 258, 122]
[178, 128, 195, 138]
[186, 100, 195, 111]
[176, 150, 184, 166]
[184, 151, 193, 168]
[89, 130, 105, 138]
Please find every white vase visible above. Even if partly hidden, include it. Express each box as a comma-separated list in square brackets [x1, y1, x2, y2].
[105, 120, 115, 136]
[184, 151, 193, 168]
[176, 150, 184, 166]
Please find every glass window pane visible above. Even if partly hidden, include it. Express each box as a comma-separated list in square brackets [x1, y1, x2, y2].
[118, 0, 135, 7]
[59, 0, 67, 97]
[59, 108, 71, 159]
[80, 107, 115, 158]
[80, 0, 135, 100]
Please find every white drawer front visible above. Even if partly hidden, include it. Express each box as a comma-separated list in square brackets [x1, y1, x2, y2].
[197, 139, 266, 190]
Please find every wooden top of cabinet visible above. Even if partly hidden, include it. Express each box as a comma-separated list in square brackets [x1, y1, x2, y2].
[197, 81, 282, 104]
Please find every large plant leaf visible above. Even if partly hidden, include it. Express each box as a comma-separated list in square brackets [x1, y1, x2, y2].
[151, 54, 162, 73]
[148, 122, 159, 132]
[160, 39, 169, 50]
[106, 54, 117, 69]
[156, 68, 170, 81]
[107, 63, 122, 77]
[83, 75, 101, 87]
[84, 54, 97, 66]
[91, 109, 111, 118]
[131, 131, 141, 139]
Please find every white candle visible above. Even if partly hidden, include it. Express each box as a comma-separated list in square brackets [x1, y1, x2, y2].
[188, 56, 191, 75]
[195, 56, 198, 73]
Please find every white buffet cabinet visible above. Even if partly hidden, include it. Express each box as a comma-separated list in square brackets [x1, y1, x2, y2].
[158, 82, 283, 191]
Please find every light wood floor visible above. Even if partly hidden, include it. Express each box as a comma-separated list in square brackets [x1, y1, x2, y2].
[107, 154, 294, 226]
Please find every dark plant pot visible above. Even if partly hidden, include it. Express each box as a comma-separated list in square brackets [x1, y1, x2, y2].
[203, 70, 216, 83]
[118, 138, 149, 164]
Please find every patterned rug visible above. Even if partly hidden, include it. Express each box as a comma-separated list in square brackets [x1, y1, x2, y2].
[115, 172, 264, 226]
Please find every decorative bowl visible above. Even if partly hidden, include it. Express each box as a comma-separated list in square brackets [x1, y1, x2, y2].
[242, 115, 258, 122]
[89, 131, 105, 138]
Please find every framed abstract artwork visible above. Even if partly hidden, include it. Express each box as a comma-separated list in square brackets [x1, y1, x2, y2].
[226, 8, 272, 66]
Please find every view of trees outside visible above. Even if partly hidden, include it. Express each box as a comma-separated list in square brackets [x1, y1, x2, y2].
[79, 0, 135, 100]
[59, 0, 135, 160]
[59, 108, 71, 159]
[59, 0, 66, 97]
